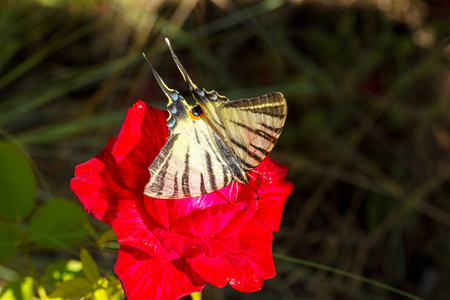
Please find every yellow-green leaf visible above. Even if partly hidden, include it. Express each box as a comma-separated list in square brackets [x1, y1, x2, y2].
[81, 248, 100, 283]
[0, 277, 34, 300]
[49, 278, 92, 299]
[97, 229, 117, 247]
[43, 259, 83, 285]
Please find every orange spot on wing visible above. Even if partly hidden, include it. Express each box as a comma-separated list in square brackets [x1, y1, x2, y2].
[188, 105, 205, 120]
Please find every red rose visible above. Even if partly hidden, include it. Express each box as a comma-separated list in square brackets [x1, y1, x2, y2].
[71, 101, 293, 300]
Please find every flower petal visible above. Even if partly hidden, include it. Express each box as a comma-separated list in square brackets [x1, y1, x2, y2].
[112, 101, 169, 193]
[164, 181, 245, 222]
[70, 137, 121, 225]
[116, 246, 206, 300]
[253, 158, 294, 232]
[171, 200, 255, 239]
[187, 218, 275, 293]
[112, 190, 181, 261]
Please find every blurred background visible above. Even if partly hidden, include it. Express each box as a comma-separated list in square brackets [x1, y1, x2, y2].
[1, 0, 450, 299]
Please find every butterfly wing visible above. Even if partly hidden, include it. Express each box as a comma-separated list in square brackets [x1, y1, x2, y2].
[163, 40, 287, 172]
[219, 92, 287, 172]
[144, 39, 287, 199]
[145, 132, 233, 199]
[188, 90, 287, 172]
[143, 63, 232, 199]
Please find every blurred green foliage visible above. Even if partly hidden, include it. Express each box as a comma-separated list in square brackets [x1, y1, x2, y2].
[0, 142, 35, 222]
[1, 0, 450, 299]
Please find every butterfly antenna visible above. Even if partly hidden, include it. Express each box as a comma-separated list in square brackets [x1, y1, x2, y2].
[164, 38, 201, 94]
[142, 52, 178, 101]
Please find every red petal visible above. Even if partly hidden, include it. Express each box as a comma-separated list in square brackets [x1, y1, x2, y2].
[171, 200, 255, 239]
[116, 246, 205, 300]
[112, 101, 169, 193]
[112, 190, 181, 261]
[143, 197, 171, 230]
[165, 183, 243, 221]
[252, 158, 294, 232]
[187, 218, 275, 292]
[70, 137, 120, 225]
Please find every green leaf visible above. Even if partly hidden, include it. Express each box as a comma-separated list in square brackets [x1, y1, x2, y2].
[97, 229, 117, 247]
[42, 260, 83, 285]
[28, 198, 88, 249]
[0, 222, 21, 261]
[0, 142, 36, 221]
[48, 278, 92, 299]
[80, 248, 100, 283]
[0, 277, 34, 300]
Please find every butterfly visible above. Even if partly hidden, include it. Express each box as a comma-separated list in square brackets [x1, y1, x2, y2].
[143, 38, 287, 199]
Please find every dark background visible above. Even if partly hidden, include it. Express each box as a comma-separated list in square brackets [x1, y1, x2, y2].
[1, 0, 450, 299]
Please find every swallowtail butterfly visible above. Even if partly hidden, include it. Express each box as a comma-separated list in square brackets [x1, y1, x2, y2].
[143, 39, 287, 199]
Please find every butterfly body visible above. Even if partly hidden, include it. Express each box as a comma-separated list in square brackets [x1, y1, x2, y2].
[143, 39, 287, 199]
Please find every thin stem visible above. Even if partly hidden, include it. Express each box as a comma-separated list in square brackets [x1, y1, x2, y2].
[273, 253, 423, 300]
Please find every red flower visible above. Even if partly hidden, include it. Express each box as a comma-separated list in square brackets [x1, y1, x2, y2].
[71, 101, 293, 300]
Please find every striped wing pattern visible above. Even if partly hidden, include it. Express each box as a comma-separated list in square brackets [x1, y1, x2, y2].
[143, 39, 287, 199]
[142, 57, 233, 198]
[145, 133, 232, 199]
[220, 93, 287, 172]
